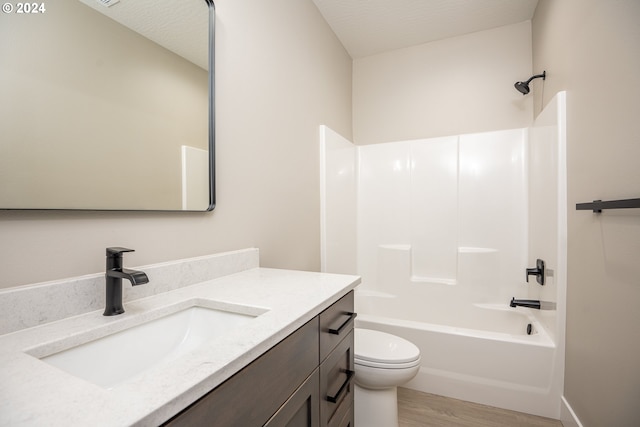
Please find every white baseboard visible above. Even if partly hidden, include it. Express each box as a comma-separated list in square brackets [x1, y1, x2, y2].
[561, 396, 583, 427]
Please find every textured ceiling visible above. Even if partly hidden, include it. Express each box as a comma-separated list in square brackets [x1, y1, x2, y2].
[312, 0, 539, 58]
[79, 0, 538, 67]
[79, 0, 209, 70]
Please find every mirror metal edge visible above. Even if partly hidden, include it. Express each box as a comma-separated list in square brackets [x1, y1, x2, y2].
[205, 0, 216, 212]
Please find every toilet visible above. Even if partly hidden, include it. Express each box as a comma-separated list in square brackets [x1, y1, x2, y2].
[354, 328, 421, 427]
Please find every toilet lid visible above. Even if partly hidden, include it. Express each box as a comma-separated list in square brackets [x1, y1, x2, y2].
[355, 328, 420, 365]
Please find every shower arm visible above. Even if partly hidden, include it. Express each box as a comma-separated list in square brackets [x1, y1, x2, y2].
[524, 71, 546, 85]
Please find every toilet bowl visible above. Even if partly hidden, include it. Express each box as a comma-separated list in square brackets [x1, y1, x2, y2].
[354, 328, 421, 427]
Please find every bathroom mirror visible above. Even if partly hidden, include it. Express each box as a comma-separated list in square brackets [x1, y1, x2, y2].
[0, 0, 215, 211]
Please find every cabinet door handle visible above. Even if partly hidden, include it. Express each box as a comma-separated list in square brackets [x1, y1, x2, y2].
[326, 370, 355, 404]
[329, 312, 357, 335]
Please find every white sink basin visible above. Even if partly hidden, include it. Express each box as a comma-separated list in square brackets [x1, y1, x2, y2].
[40, 304, 262, 389]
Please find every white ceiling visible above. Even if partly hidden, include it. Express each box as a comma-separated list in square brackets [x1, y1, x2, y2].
[79, 0, 209, 69]
[312, 0, 539, 58]
[80, 0, 539, 67]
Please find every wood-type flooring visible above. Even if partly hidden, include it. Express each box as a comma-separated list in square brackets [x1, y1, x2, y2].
[398, 388, 564, 427]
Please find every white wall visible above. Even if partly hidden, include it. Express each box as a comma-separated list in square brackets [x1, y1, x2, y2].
[532, 1, 640, 426]
[353, 21, 533, 145]
[0, 0, 352, 289]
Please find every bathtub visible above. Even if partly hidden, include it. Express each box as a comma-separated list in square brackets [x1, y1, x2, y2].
[354, 289, 561, 418]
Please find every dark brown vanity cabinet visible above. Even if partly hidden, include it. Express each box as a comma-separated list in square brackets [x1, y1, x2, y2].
[319, 292, 355, 427]
[164, 291, 355, 427]
[264, 369, 320, 427]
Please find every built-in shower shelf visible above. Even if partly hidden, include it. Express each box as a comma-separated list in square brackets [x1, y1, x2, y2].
[576, 198, 640, 213]
[378, 244, 411, 251]
[458, 247, 498, 254]
[410, 276, 457, 286]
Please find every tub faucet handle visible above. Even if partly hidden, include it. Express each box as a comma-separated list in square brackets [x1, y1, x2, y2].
[526, 259, 545, 286]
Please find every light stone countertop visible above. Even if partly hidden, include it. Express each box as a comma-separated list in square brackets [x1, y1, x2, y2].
[0, 267, 360, 426]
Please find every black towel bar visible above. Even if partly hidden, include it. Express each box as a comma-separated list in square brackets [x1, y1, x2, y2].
[576, 198, 640, 213]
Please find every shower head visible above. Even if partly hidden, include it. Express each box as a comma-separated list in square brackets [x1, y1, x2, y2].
[514, 81, 531, 95]
[514, 71, 546, 95]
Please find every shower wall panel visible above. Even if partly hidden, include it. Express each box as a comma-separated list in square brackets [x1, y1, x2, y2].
[528, 92, 567, 343]
[409, 137, 458, 284]
[355, 129, 528, 300]
[357, 141, 412, 289]
[319, 126, 357, 275]
[323, 126, 529, 301]
[458, 129, 528, 301]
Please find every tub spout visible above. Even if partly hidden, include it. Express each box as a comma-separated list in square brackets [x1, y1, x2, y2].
[510, 298, 541, 309]
[510, 298, 556, 310]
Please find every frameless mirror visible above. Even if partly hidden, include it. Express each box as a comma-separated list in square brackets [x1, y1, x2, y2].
[0, 0, 215, 211]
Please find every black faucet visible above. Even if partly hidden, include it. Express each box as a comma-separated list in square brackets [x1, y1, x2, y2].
[104, 247, 149, 316]
[526, 259, 545, 285]
[510, 298, 541, 309]
[510, 297, 557, 310]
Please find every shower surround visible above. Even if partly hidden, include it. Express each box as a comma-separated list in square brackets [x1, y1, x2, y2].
[357, 128, 528, 304]
[320, 92, 567, 418]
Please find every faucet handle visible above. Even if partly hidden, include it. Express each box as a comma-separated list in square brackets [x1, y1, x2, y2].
[106, 247, 135, 257]
[525, 258, 545, 286]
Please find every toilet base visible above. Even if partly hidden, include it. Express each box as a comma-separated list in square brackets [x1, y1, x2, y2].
[354, 384, 399, 427]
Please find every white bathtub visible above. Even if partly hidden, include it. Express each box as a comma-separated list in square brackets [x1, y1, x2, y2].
[354, 289, 561, 418]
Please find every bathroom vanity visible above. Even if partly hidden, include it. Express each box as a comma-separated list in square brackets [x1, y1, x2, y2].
[165, 292, 355, 427]
[0, 249, 360, 426]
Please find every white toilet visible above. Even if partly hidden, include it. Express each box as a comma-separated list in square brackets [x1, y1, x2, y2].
[354, 328, 421, 427]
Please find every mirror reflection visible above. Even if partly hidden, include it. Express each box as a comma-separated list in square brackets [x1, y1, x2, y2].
[0, 0, 214, 211]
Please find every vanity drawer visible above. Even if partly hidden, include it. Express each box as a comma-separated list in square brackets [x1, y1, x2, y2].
[263, 369, 320, 427]
[332, 403, 354, 427]
[319, 291, 355, 361]
[164, 317, 319, 427]
[320, 329, 354, 427]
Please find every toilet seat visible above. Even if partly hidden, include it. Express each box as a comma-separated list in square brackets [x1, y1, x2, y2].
[355, 357, 421, 369]
[355, 329, 420, 369]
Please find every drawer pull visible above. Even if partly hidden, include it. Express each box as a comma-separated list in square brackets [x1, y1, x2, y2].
[326, 370, 355, 404]
[329, 312, 357, 335]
